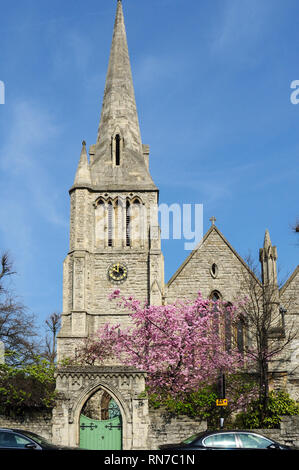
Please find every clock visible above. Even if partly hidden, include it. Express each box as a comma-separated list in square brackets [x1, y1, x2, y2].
[108, 262, 128, 283]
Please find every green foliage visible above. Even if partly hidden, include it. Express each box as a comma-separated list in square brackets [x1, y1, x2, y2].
[0, 354, 57, 416]
[235, 391, 299, 429]
[149, 386, 218, 421]
[148, 373, 258, 427]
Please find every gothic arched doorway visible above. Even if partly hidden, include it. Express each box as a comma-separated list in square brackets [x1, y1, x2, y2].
[79, 387, 122, 450]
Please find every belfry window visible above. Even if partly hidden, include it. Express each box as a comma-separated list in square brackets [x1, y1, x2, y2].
[126, 200, 131, 247]
[115, 134, 121, 166]
[108, 202, 113, 247]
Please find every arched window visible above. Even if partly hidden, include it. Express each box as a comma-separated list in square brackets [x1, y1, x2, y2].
[112, 132, 123, 166]
[115, 134, 121, 166]
[210, 290, 221, 301]
[114, 198, 124, 248]
[131, 199, 141, 246]
[224, 302, 232, 353]
[95, 199, 105, 248]
[210, 291, 222, 335]
[126, 200, 131, 247]
[108, 201, 113, 247]
[237, 316, 245, 354]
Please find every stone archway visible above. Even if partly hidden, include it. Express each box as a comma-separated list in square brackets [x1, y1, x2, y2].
[52, 366, 149, 450]
[79, 387, 123, 450]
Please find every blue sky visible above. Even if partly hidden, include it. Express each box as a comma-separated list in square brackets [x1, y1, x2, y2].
[0, 0, 298, 333]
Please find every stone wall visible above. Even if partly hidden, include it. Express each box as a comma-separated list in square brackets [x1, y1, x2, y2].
[148, 408, 207, 450]
[0, 411, 52, 441]
[279, 267, 299, 400]
[249, 417, 299, 448]
[148, 412, 299, 449]
[0, 411, 298, 449]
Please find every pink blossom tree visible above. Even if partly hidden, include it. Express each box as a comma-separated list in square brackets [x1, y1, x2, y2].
[78, 291, 246, 398]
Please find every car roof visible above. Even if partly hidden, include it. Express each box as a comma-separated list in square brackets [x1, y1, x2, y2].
[203, 430, 269, 434]
[0, 428, 36, 434]
[191, 430, 274, 439]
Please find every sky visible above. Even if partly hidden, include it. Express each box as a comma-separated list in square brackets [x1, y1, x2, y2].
[0, 0, 298, 335]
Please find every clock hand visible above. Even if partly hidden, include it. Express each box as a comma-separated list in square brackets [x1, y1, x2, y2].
[113, 264, 120, 275]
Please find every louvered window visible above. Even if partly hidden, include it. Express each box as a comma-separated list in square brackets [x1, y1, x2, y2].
[126, 201, 130, 247]
[108, 202, 113, 247]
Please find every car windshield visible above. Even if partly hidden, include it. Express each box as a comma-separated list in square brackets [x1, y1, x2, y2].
[17, 430, 54, 447]
[181, 432, 206, 445]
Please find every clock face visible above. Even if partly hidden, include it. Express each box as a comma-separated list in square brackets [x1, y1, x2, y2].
[108, 263, 128, 283]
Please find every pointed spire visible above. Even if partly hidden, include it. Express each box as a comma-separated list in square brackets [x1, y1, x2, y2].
[96, 0, 142, 156]
[264, 229, 272, 249]
[259, 228, 278, 285]
[73, 140, 91, 187]
[91, 0, 156, 190]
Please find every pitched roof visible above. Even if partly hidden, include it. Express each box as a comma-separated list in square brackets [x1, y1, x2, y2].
[167, 224, 261, 287]
[280, 265, 299, 295]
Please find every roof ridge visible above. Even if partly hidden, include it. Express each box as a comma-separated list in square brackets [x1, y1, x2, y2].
[167, 225, 261, 288]
[280, 265, 299, 295]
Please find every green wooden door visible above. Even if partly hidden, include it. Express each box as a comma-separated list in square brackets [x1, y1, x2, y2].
[80, 413, 122, 450]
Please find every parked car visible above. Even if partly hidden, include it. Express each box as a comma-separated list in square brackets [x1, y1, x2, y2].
[0, 428, 79, 450]
[159, 430, 296, 450]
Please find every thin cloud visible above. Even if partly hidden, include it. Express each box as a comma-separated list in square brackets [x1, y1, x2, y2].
[49, 29, 93, 76]
[210, 0, 273, 64]
[0, 100, 67, 228]
[134, 54, 180, 90]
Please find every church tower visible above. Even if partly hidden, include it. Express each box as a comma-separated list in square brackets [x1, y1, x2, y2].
[57, 1, 164, 361]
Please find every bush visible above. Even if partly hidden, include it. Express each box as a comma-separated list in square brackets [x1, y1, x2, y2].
[0, 356, 57, 416]
[148, 386, 218, 421]
[235, 391, 299, 429]
[148, 374, 258, 427]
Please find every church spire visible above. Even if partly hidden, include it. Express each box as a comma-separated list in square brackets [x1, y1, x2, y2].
[91, 0, 156, 190]
[96, 0, 142, 161]
[73, 140, 91, 187]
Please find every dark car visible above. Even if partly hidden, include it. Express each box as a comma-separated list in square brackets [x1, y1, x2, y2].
[0, 428, 79, 450]
[159, 430, 296, 451]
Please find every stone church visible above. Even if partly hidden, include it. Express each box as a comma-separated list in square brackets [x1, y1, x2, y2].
[54, 0, 298, 449]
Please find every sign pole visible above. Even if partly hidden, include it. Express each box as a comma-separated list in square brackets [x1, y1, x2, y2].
[219, 372, 226, 429]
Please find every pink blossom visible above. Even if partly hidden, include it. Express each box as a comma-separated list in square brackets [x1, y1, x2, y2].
[80, 291, 246, 397]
